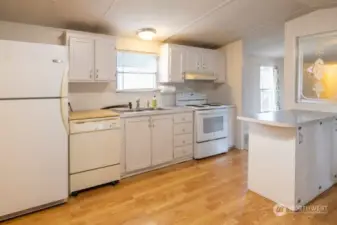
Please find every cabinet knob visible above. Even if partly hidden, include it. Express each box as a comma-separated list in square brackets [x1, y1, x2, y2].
[297, 199, 301, 204]
[334, 174, 337, 178]
[319, 185, 322, 190]
[320, 121, 323, 125]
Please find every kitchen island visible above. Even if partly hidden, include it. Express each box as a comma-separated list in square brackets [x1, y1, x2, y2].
[238, 110, 337, 211]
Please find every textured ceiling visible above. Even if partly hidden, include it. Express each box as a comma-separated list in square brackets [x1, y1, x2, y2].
[0, 0, 337, 57]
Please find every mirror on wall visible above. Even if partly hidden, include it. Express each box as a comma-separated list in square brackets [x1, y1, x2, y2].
[297, 31, 337, 103]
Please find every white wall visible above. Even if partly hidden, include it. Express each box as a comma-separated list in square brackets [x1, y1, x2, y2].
[0, 20, 231, 110]
[284, 7, 337, 112]
[243, 55, 284, 115]
[0, 21, 174, 110]
[219, 40, 244, 149]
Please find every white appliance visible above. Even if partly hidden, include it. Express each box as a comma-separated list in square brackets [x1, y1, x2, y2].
[0, 40, 68, 221]
[176, 92, 229, 159]
[69, 118, 121, 194]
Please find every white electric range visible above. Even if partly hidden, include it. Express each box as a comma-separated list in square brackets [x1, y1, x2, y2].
[176, 92, 229, 159]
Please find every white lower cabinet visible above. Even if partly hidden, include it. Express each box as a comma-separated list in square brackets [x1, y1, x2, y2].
[295, 120, 334, 208]
[333, 119, 337, 182]
[123, 112, 194, 176]
[152, 115, 174, 166]
[125, 117, 151, 172]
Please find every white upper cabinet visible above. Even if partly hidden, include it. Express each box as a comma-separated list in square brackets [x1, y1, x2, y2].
[94, 39, 117, 82]
[66, 32, 116, 83]
[185, 47, 202, 73]
[201, 49, 216, 74]
[159, 44, 225, 83]
[214, 51, 226, 83]
[159, 44, 185, 83]
[69, 37, 95, 82]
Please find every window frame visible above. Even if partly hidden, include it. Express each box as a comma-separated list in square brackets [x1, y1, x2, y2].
[116, 50, 159, 93]
[296, 31, 337, 104]
[260, 66, 280, 113]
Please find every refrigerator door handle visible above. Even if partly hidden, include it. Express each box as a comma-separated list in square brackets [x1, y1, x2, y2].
[61, 98, 69, 134]
[60, 63, 69, 98]
[53, 59, 63, 63]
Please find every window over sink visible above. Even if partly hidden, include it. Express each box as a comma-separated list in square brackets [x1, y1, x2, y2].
[117, 51, 158, 91]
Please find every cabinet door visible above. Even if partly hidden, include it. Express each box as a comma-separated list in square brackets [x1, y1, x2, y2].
[316, 120, 333, 192]
[201, 50, 216, 74]
[295, 124, 318, 206]
[185, 48, 201, 73]
[333, 119, 337, 183]
[94, 39, 117, 82]
[125, 117, 151, 172]
[69, 37, 94, 82]
[169, 45, 185, 83]
[228, 107, 236, 148]
[214, 52, 226, 83]
[151, 115, 174, 166]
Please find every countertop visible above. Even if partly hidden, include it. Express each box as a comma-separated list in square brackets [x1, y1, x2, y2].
[69, 110, 120, 121]
[114, 107, 195, 118]
[237, 110, 336, 128]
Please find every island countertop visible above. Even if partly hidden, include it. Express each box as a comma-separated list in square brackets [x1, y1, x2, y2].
[237, 110, 336, 127]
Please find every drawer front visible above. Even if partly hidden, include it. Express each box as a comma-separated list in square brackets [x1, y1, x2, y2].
[70, 165, 120, 192]
[174, 145, 193, 158]
[174, 113, 193, 124]
[174, 123, 193, 135]
[70, 129, 121, 174]
[70, 118, 120, 134]
[174, 134, 193, 147]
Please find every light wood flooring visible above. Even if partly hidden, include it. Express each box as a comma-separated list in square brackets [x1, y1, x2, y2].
[4, 149, 337, 225]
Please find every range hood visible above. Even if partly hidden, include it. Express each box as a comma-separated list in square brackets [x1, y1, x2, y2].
[184, 72, 217, 81]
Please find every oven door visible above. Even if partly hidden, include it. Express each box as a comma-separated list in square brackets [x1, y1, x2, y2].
[195, 109, 228, 143]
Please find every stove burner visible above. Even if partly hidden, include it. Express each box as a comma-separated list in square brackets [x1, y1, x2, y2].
[203, 103, 223, 106]
[186, 105, 206, 108]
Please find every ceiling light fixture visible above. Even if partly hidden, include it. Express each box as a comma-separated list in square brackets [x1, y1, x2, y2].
[137, 28, 156, 41]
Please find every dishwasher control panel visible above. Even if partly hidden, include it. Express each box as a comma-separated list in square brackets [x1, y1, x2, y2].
[70, 118, 120, 134]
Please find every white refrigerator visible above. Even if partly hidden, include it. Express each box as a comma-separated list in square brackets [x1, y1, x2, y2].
[0, 40, 69, 220]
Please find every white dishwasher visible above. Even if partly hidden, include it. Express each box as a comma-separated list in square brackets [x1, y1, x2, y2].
[69, 117, 121, 195]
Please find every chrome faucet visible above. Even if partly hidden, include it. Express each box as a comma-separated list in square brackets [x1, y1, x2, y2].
[136, 98, 140, 110]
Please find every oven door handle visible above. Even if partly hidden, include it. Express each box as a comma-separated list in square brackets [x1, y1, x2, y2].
[198, 112, 226, 116]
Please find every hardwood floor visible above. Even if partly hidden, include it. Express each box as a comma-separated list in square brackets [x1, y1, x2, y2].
[4, 149, 337, 225]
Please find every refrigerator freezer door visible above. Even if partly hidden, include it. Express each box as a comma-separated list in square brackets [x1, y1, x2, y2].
[0, 99, 68, 218]
[0, 40, 68, 99]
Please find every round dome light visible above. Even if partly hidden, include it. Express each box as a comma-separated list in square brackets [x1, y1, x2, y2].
[137, 28, 156, 41]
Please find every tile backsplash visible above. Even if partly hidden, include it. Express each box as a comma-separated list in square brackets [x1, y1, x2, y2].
[68, 81, 230, 111]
